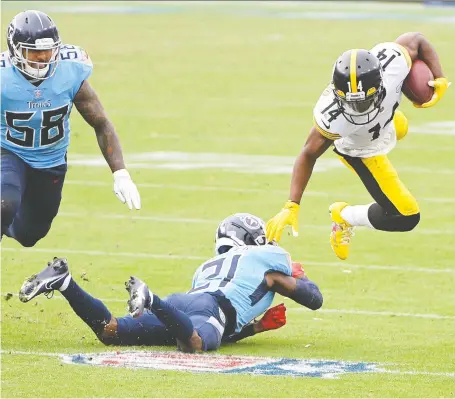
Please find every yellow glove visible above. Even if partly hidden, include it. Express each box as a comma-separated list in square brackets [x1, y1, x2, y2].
[266, 201, 299, 243]
[413, 77, 451, 108]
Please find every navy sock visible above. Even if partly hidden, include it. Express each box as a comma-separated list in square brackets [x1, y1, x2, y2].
[61, 278, 112, 334]
[150, 294, 194, 343]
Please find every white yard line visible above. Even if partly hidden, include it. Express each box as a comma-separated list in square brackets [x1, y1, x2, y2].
[289, 308, 455, 320]
[59, 212, 218, 225]
[0, 247, 206, 261]
[54, 211, 455, 236]
[68, 152, 342, 174]
[67, 152, 455, 175]
[1, 350, 61, 357]
[64, 180, 455, 204]
[2, 247, 453, 274]
[5, 292, 454, 320]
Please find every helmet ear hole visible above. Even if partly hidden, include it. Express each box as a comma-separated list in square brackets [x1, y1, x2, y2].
[217, 245, 233, 255]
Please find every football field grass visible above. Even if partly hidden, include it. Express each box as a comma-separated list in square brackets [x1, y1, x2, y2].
[1, 1, 455, 397]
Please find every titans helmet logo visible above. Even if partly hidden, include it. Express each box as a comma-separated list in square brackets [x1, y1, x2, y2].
[240, 215, 261, 230]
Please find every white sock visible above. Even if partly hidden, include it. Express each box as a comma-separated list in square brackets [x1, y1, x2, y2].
[58, 274, 72, 292]
[341, 204, 374, 228]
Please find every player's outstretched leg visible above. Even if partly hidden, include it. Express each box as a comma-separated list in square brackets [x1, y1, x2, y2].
[1, 149, 26, 239]
[125, 276, 196, 350]
[329, 202, 355, 261]
[9, 165, 66, 247]
[19, 257, 112, 335]
[19, 257, 71, 301]
[331, 153, 420, 260]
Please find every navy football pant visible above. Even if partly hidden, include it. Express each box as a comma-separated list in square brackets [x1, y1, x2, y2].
[1, 149, 66, 247]
[116, 314, 175, 346]
[116, 293, 225, 350]
[165, 293, 226, 351]
[60, 278, 223, 349]
[60, 277, 174, 346]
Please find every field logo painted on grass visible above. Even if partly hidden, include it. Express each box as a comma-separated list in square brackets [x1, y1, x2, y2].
[62, 351, 383, 379]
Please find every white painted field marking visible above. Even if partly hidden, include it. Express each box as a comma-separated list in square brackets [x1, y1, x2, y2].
[54, 211, 455, 236]
[1, 349, 455, 379]
[411, 121, 455, 136]
[1, 350, 61, 357]
[399, 166, 454, 175]
[59, 212, 217, 225]
[68, 152, 455, 175]
[69, 152, 342, 174]
[289, 308, 455, 320]
[4, 291, 454, 321]
[64, 180, 455, 204]
[1, 247, 206, 261]
[2, 247, 453, 274]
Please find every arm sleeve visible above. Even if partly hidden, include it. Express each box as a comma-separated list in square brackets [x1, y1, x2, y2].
[290, 278, 323, 310]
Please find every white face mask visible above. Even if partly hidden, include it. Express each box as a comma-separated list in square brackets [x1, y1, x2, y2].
[24, 62, 50, 78]
[12, 38, 61, 80]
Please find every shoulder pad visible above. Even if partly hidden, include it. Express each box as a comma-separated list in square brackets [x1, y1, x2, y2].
[371, 42, 411, 71]
[313, 87, 342, 140]
[59, 44, 93, 67]
[370, 42, 411, 91]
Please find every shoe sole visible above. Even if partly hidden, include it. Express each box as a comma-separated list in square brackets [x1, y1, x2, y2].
[126, 279, 147, 317]
[19, 273, 68, 303]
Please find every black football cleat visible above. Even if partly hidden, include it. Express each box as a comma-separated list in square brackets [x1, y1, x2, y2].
[19, 257, 70, 303]
[125, 276, 152, 317]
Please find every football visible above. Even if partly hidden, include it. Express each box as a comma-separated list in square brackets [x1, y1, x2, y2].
[402, 59, 434, 105]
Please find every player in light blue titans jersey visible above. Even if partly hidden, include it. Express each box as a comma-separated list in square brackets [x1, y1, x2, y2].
[190, 214, 323, 333]
[1, 42, 91, 168]
[1, 10, 141, 247]
[123, 213, 323, 352]
[191, 245, 293, 332]
[18, 212, 320, 352]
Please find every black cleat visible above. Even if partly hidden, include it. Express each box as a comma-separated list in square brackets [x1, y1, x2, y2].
[19, 257, 70, 303]
[125, 276, 152, 317]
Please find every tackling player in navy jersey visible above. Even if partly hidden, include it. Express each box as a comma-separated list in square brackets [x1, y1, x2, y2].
[1, 10, 140, 247]
[19, 213, 322, 352]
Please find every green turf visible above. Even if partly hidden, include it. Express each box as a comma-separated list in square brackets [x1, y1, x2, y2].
[1, 1, 455, 398]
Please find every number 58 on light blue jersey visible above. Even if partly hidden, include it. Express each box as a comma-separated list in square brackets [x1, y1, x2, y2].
[0, 45, 92, 168]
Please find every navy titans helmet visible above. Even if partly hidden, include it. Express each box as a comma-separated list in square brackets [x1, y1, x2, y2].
[7, 10, 61, 80]
[214, 213, 269, 256]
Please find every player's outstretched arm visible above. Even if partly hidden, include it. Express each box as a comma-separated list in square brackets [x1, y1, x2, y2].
[265, 271, 323, 311]
[74, 81, 141, 210]
[289, 126, 333, 205]
[266, 126, 333, 242]
[395, 32, 450, 108]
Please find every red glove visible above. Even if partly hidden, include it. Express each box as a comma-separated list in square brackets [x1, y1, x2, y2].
[259, 303, 286, 331]
[292, 262, 306, 279]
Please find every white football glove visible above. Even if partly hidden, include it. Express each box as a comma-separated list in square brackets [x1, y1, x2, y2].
[113, 169, 141, 210]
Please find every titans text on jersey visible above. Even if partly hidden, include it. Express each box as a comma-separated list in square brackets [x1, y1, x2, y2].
[1, 10, 140, 248]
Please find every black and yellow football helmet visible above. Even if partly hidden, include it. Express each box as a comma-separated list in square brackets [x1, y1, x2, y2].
[332, 49, 385, 125]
